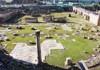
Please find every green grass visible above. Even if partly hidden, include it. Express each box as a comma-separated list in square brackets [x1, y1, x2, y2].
[5, 44, 16, 53]
[1, 12, 99, 68]
[46, 36, 97, 67]
[50, 12, 90, 24]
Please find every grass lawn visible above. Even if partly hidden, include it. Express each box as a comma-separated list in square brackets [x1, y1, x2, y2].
[2, 26, 36, 53]
[46, 36, 97, 67]
[50, 12, 91, 24]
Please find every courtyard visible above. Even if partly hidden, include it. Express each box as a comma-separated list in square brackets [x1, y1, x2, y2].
[0, 12, 100, 68]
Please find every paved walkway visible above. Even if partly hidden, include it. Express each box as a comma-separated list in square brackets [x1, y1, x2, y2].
[41, 40, 64, 61]
[10, 40, 64, 64]
[10, 43, 38, 64]
[0, 28, 11, 35]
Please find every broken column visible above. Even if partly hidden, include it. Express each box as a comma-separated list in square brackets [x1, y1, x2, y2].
[35, 30, 42, 66]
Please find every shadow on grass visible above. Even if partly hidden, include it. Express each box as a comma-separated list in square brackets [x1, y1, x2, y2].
[42, 63, 81, 70]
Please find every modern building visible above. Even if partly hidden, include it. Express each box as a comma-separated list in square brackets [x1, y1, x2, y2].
[42, 0, 100, 4]
[65, 0, 100, 3]
[79, 0, 99, 3]
[12, 0, 34, 4]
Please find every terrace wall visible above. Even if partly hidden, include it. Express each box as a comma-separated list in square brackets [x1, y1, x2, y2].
[73, 6, 100, 26]
[28, 5, 72, 15]
[0, 10, 20, 23]
[89, 13, 100, 26]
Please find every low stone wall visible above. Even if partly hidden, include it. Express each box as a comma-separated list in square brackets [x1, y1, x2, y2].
[25, 17, 38, 23]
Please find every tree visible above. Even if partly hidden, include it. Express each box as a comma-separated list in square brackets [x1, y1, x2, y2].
[93, 4, 99, 11]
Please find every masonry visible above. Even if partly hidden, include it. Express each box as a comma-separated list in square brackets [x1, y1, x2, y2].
[0, 10, 20, 23]
[73, 6, 100, 26]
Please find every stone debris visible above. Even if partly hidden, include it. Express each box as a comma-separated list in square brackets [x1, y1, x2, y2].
[10, 43, 38, 64]
[61, 24, 73, 31]
[84, 55, 100, 68]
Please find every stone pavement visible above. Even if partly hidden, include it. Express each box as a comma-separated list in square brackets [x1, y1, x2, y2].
[10, 43, 38, 64]
[41, 40, 64, 61]
[10, 40, 64, 64]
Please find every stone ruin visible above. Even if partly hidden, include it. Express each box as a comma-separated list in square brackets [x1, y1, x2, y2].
[43, 15, 53, 22]
[53, 17, 67, 23]
[25, 17, 38, 23]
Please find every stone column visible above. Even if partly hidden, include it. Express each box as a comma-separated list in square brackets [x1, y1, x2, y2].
[35, 30, 42, 66]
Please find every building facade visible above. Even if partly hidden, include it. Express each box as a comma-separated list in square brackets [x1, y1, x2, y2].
[1, 0, 100, 5]
[43, 0, 100, 3]
[73, 6, 100, 26]
[78, 0, 99, 2]
[12, 0, 34, 4]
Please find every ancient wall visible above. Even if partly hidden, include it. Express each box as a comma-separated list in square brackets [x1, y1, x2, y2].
[73, 6, 100, 26]
[89, 13, 100, 25]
